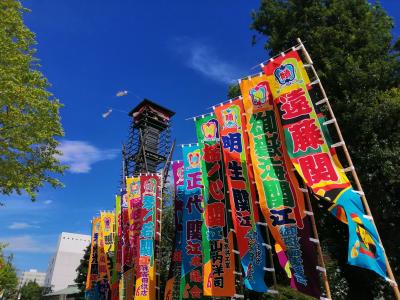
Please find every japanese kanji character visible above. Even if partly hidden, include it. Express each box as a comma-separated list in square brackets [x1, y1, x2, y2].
[189, 285, 202, 299]
[209, 178, 224, 201]
[254, 135, 269, 156]
[187, 172, 203, 190]
[142, 195, 154, 210]
[190, 270, 202, 283]
[280, 225, 298, 238]
[278, 88, 312, 119]
[270, 208, 296, 226]
[203, 143, 222, 163]
[288, 119, 323, 152]
[222, 133, 242, 153]
[139, 239, 153, 256]
[228, 161, 244, 181]
[187, 220, 203, 240]
[210, 249, 223, 263]
[206, 202, 225, 227]
[213, 276, 224, 288]
[267, 133, 282, 157]
[259, 163, 286, 181]
[212, 264, 224, 276]
[237, 212, 251, 227]
[232, 188, 250, 212]
[210, 240, 223, 253]
[140, 223, 154, 239]
[186, 194, 204, 214]
[250, 111, 276, 136]
[282, 231, 299, 249]
[186, 241, 201, 255]
[190, 255, 202, 267]
[207, 162, 221, 177]
[298, 153, 338, 185]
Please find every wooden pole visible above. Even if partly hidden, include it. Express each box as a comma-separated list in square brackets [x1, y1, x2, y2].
[156, 173, 164, 300]
[264, 225, 278, 293]
[296, 37, 400, 300]
[121, 147, 127, 300]
[302, 183, 332, 299]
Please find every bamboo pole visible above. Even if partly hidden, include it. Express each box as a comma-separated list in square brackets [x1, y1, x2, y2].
[264, 224, 278, 292]
[156, 173, 164, 300]
[302, 183, 332, 299]
[297, 37, 400, 300]
[121, 148, 127, 300]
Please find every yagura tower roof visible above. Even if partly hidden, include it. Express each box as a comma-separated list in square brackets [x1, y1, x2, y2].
[128, 99, 175, 119]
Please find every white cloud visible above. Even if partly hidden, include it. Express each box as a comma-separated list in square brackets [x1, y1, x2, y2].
[0, 235, 54, 253]
[171, 37, 244, 84]
[8, 222, 40, 230]
[43, 200, 53, 205]
[56, 140, 118, 173]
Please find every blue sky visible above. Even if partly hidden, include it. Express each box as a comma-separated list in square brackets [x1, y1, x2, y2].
[2, 0, 399, 274]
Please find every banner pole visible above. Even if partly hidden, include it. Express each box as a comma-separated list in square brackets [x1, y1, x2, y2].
[264, 225, 278, 290]
[121, 147, 127, 300]
[157, 173, 164, 300]
[296, 37, 400, 299]
[302, 183, 332, 299]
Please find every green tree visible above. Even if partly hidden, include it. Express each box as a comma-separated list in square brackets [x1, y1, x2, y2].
[251, 0, 400, 298]
[0, 244, 18, 299]
[0, 0, 65, 200]
[75, 244, 91, 298]
[20, 281, 44, 300]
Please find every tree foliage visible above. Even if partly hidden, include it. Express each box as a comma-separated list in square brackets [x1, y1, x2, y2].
[20, 281, 44, 300]
[251, 0, 400, 297]
[75, 244, 91, 298]
[0, 243, 18, 299]
[0, 0, 65, 200]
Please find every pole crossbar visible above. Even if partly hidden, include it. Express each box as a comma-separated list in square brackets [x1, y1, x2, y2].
[297, 37, 400, 299]
[302, 183, 332, 299]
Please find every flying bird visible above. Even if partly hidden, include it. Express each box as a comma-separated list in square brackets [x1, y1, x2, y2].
[102, 108, 113, 118]
[116, 90, 128, 97]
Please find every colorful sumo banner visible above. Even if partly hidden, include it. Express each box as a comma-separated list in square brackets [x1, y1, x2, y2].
[86, 217, 100, 291]
[100, 211, 115, 254]
[262, 50, 387, 278]
[195, 115, 236, 297]
[135, 174, 159, 300]
[127, 177, 142, 267]
[180, 145, 205, 299]
[98, 216, 111, 283]
[121, 188, 133, 273]
[126, 176, 142, 299]
[240, 75, 321, 297]
[214, 99, 269, 292]
[164, 161, 185, 300]
[111, 195, 121, 300]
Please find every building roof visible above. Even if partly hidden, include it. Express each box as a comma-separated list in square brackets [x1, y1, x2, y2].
[44, 285, 80, 296]
[128, 99, 175, 117]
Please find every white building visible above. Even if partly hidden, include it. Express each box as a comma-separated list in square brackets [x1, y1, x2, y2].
[44, 232, 90, 292]
[19, 269, 46, 287]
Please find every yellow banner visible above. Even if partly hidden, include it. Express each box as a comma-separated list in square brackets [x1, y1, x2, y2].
[98, 214, 111, 281]
[100, 211, 115, 253]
